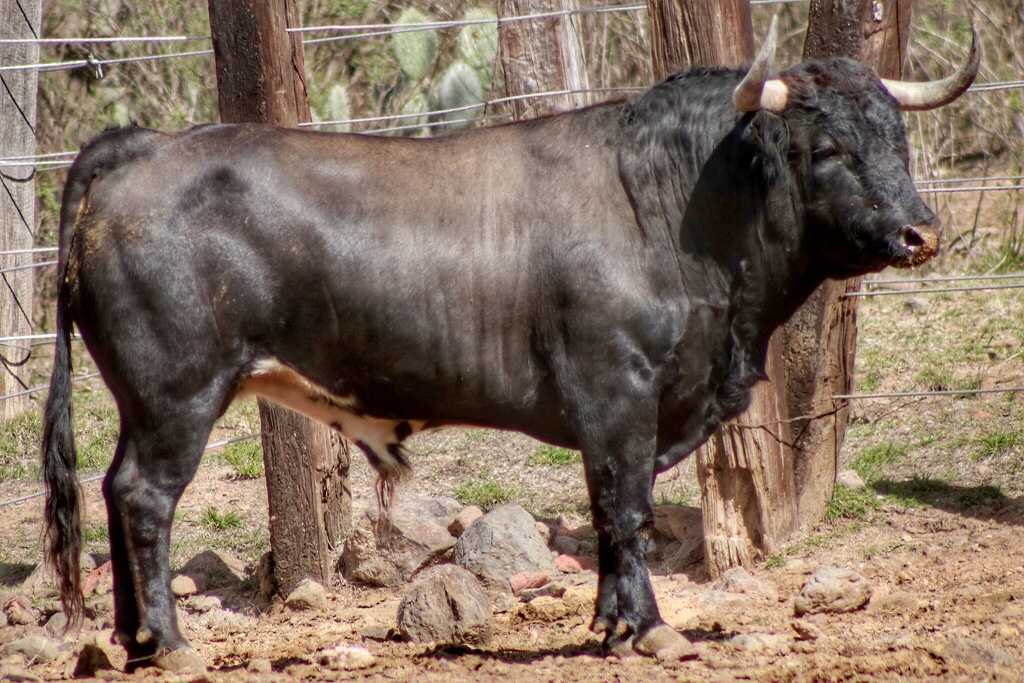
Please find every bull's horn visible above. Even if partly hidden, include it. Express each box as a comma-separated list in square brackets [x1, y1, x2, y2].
[733, 16, 790, 113]
[880, 25, 980, 111]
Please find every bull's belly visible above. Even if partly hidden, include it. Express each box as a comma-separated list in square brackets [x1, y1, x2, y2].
[235, 357, 576, 477]
[236, 358, 433, 478]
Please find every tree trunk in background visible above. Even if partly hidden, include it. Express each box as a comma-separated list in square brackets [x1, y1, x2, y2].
[0, 0, 41, 420]
[498, 0, 591, 117]
[646, 0, 753, 80]
[788, 0, 911, 527]
[208, 0, 351, 598]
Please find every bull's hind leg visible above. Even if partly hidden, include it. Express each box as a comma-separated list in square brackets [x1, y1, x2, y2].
[105, 403, 221, 673]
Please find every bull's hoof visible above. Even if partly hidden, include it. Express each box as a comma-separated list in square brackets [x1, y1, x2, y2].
[153, 646, 207, 673]
[634, 624, 696, 660]
[590, 615, 615, 635]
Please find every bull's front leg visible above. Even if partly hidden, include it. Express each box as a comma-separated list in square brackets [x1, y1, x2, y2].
[571, 391, 690, 657]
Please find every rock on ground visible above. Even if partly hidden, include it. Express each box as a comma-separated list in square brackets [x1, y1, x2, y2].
[179, 550, 247, 589]
[453, 503, 557, 590]
[794, 565, 872, 616]
[285, 578, 328, 611]
[320, 643, 376, 671]
[341, 493, 461, 587]
[397, 564, 494, 645]
[715, 567, 779, 602]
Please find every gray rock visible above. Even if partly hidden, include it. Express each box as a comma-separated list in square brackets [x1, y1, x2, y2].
[942, 637, 1018, 668]
[836, 469, 866, 490]
[397, 564, 494, 645]
[715, 567, 779, 602]
[0, 609, 7, 628]
[727, 632, 791, 654]
[3, 596, 38, 626]
[447, 506, 483, 537]
[44, 611, 69, 638]
[552, 535, 580, 556]
[285, 578, 328, 611]
[520, 582, 567, 602]
[319, 643, 376, 671]
[185, 594, 223, 614]
[179, 550, 247, 589]
[652, 505, 704, 571]
[795, 566, 872, 616]
[340, 493, 460, 587]
[20, 553, 108, 600]
[452, 503, 556, 590]
[1, 635, 59, 663]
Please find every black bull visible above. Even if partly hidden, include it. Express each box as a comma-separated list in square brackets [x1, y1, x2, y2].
[42, 24, 978, 670]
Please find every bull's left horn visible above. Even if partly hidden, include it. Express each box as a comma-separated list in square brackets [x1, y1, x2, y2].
[733, 16, 789, 113]
[880, 25, 980, 111]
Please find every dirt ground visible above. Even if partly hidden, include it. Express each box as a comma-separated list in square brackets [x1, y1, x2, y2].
[2, 434, 1023, 682]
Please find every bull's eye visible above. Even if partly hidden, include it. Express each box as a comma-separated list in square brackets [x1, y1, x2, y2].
[812, 143, 839, 161]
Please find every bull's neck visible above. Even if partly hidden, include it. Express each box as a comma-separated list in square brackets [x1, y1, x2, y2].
[619, 93, 822, 354]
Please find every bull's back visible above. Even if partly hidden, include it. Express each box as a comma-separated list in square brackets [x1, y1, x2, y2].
[69, 119, 645, 432]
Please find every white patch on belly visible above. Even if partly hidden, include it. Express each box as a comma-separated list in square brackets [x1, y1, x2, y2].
[236, 358, 423, 476]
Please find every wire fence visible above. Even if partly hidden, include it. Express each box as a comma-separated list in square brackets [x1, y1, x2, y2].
[2, 0, 1024, 419]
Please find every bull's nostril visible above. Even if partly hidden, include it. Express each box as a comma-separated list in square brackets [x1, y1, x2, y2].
[900, 225, 926, 248]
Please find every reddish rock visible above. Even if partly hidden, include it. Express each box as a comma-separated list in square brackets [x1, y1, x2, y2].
[83, 560, 114, 596]
[448, 506, 483, 538]
[554, 554, 596, 574]
[508, 571, 550, 596]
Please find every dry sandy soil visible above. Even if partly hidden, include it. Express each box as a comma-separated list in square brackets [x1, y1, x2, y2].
[1, 424, 1023, 682]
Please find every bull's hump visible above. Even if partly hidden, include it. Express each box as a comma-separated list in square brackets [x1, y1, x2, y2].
[237, 358, 424, 478]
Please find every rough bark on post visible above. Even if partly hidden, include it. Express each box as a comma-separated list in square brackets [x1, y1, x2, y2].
[497, 0, 590, 118]
[207, 0, 351, 597]
[646, 0, 754, 80]
[0, 0, 41, 420]
[645, 0, 799, 574]
[787, 0, 911, 527]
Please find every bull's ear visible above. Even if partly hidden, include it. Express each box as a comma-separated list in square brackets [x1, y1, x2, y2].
[880, 24, 980, 111]
[733, 16, 790, 113]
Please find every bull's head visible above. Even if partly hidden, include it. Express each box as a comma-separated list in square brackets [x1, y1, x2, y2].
[733, 18, 980, 274]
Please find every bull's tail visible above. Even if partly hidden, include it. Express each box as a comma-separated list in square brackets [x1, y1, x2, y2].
[41, 123, 163, 625]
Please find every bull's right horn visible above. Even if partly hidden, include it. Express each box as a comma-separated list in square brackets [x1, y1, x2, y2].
[733, 16, 790, 113]
[880, 25, 980, 111]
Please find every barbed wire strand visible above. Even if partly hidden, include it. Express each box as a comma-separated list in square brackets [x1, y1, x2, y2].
[0, 431, 262, 510]
[846, 283, 1024, 298]
[863, 273, 1024, 286]
[834, 386, 1024, 400]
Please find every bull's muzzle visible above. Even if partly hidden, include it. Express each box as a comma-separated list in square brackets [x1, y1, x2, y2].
[897, 223, 941, 268]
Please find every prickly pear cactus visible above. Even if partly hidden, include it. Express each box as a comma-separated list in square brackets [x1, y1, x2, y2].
[457, 8, 499, 74]
[326, 84, 351, 132]
[392, 7, 438, 81]
[434, 61, 484, 129]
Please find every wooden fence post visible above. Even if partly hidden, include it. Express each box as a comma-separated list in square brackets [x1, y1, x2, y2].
[207, 0, 351, 598]
[497, 0, 591, 117]
[645, 0, 799, 575]
[0, 0, 41, 420]
[786, 0, 912, 527]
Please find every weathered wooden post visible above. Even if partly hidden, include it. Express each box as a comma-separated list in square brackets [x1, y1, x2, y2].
[207, 0, 351, 597]
[644, 0, 799, 574]
[497, 0, 591, 117]
[645, 0, 912, 573]
[0, 0, 41, 420]
[786, 0, 913, 527]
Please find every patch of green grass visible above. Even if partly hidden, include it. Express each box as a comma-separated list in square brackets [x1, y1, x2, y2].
[862, 540, 907, 557]
[972, 429, 1021, 460]
[850, 442, 909, 483]
[83, 524, 109, 543]
[452, 474, 527, 510]
[223, 440, 264, 479]
[74, 404, 120, 471]
[528, 445, 582, 467]
[0, 411, 43, 481]
[199, 508, 243, 531]
[826, 485, 881, 521]
[763, 554, 785, 569]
